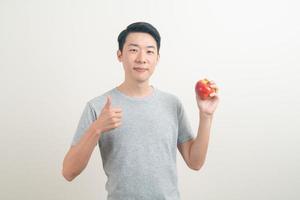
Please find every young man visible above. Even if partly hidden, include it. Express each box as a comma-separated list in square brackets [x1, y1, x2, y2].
[62, 22, 219, 200]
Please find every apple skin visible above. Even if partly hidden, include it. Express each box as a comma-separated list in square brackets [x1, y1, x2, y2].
[195, 79, 216, 100]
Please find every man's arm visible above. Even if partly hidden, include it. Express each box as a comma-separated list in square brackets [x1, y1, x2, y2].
[178, 113, 213, 171]
[178, 80, 219, 171]
[62, 96, 122, 181]
[62, 125, 101, 181]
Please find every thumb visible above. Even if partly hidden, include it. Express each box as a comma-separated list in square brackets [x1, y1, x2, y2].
[104, 95, 112, 109]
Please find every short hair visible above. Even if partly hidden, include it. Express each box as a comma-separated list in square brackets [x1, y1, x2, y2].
[117, 22, 161, 53]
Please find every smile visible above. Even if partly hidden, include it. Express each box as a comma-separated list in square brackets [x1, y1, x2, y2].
[134, 68, 148, 72]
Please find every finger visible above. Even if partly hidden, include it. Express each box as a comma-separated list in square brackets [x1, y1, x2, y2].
[104, 96, 112, 109]
[111, 122, 122, 129]
[209, 80, 215, 84]
[211, 85, 219, 92]
[113, 112, 122, 117]
[210, 84, 219, 91]
[109, 119, 122, 126]
[111, 108, 122, 113]
[209, 93, 219, 99]
[209, 92, 217, 97]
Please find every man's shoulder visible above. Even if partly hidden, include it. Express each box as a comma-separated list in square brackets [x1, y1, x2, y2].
[156, 88, 177, 98]
[86, 88, 116, 109]
[155, 88, 181, 105]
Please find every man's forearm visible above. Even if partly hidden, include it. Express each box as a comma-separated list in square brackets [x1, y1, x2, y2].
[189, 113, 213, 170]
[62, 124, 101, 181]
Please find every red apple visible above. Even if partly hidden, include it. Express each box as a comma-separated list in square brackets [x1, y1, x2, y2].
[195, 78, 216, 100]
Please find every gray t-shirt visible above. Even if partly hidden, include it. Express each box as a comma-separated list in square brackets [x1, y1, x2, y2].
[71, 86, 194, 200]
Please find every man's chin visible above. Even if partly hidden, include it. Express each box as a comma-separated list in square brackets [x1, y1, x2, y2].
[134, 77, 150, 84]
[136, 79, 149, 84]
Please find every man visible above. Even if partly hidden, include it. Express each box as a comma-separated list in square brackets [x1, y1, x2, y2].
[62, 22, 219, 200]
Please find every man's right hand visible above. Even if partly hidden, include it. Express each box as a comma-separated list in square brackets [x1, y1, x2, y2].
[91, 96, 122, 135]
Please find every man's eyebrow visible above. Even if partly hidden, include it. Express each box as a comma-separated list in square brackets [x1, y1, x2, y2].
[146, 46, 156, 49]
[128, 43, 156, 49]
[128, 43, 139, 47]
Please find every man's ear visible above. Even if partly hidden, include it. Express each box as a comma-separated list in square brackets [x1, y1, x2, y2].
[117, 50, 122, 62]
[157, 53, 160, 62]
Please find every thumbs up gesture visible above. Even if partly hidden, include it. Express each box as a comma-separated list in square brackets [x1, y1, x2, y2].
[92, 96, 122, 135]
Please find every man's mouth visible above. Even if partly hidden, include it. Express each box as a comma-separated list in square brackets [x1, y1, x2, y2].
[133, 67, 148, 72]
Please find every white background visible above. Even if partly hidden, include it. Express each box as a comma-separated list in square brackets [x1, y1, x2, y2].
[1, 0, 299, 199]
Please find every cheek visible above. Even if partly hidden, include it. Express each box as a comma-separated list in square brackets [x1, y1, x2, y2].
[123, 57, 135, 66]
[150, 59, 158, 67]
[149, 63, 156, 73]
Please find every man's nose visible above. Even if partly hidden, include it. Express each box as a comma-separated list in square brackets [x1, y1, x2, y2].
[136, 51, 146, 64]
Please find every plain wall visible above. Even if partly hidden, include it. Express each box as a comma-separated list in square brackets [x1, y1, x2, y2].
[0, 0, 299, 199]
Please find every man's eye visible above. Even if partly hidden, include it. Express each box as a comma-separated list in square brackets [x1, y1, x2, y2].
[130, 49, 137, 52]
[147, 51, 154, 54]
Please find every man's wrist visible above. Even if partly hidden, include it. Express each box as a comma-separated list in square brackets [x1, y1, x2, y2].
[199, 112, 213, 120]
[89, 122, 102, 136]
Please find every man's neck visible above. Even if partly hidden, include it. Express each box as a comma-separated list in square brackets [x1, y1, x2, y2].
[117, 80, 153, 98]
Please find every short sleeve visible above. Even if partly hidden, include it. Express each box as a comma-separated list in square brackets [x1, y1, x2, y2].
[71, 102, 97, 146]
[177, 99, 195, 144]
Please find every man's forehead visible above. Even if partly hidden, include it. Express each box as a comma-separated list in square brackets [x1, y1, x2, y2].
[125, 33, 157, 48]
[128, 43, 156, 49]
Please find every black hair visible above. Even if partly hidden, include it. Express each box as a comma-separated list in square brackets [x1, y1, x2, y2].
[117, 22, 161, 53]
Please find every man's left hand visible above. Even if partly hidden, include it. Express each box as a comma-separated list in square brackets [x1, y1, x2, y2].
[195, 80, 220, 116]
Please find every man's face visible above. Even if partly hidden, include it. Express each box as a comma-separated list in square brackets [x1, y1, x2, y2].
[117, 32, 159, 84]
